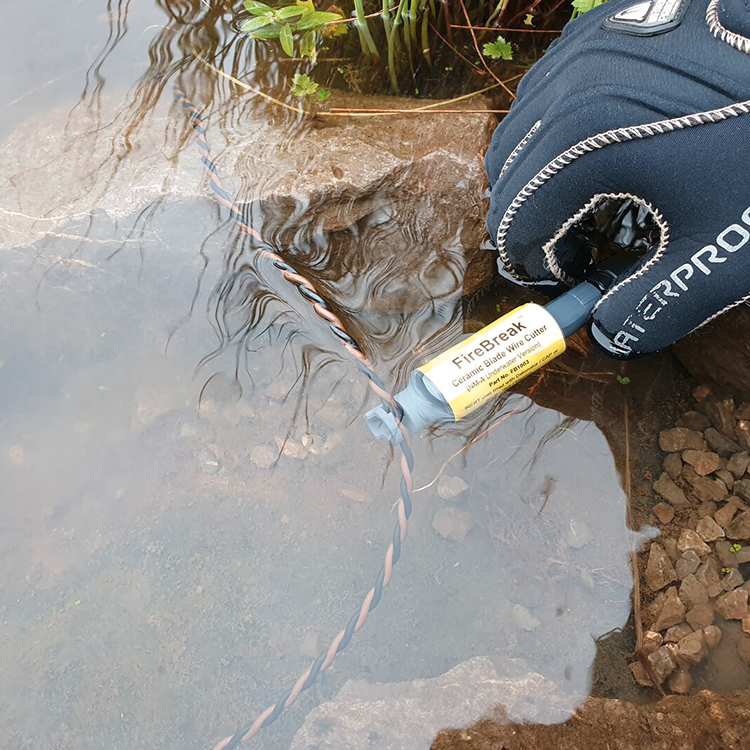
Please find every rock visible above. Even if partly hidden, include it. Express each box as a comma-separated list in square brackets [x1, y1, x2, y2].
[653, 473, 690, 509]
[436, 475, 469, 501]
[629, 661, 652, 687]
[274, 437, 309, 460]
[722, 567, 744, 591]
[715, 588, 749, 620]
[675, 550, 701, 580]
[738, 403, 750, 420]
[663, 537, 680, 561]
[736, 420, 750, 452]
[432, 508, 474, 542]
[676, 411, 711, 432]
[678, 575, 709, 608]
[198, 447, 221, 474]
[742, 615, 750, 635]
[703, 625, 723, 649]
[511, 603, 541, 632]
[715, 502, 737, 529]
[565, 519, 593, 549]
[685, 601, 714, 630]
[648, 646, 677, 684]
[725, 510, 750, 538]
[695, 557, 724, 597]
[646, 543, 678, 591]
[652, 503, 675, 525]
[682, 450, 720, 476]
[659, 428, 704, 453]
[716, 468, 735, 491]
[642, 631, 663, 654]
[677, 530, 711, 557]
[664, 623, 694, 643]
[704, 397, 736, 438]
[676, 631, 706, 666]
[652, 586, 687, 631]
[684, 474, 728, 504]
[694, 385, 713, 401]
[696, 516, 725, 542]
[716, 539, 750, 566]
[733, 479, 750, 503]
[668, 667, 693, 694]
[696, 501, 718, 519]
[250, 443, 277, 469]
[663, 453, 683, 480]
[704, 427, 742, 458]
[738, 637, 750, 666]
[727, 451, 750, 477]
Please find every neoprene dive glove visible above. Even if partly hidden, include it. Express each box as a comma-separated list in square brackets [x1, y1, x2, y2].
[485, 0, 750, 359]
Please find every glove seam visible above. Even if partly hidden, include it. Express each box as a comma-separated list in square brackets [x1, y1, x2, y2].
[706, 0, 750, 55]
[494, 99, 750, 282]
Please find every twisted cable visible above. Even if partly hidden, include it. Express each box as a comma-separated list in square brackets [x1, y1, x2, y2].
[174, 88, 416, 749]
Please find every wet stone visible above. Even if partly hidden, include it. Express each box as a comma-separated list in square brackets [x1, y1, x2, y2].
[646, 543, 677, 591]
[705, 427, 742, 458]
[677, 529, 711, 557]
[733, 479, 750, 503]
[696, 501, 718, 519]
[676, 411, 711, 432]
[703, 625, 722, 649]
[432, 508, 474, 542]
[663, 453, 683, 480]
[696, 516, 725, 542]
[652, 503, 675, 525]
[715, 588, 749, 620]
[653, 473, 690, 509]
[668, 667, 693, 694]
[727, 451, 750, 477]
[682, 450, 721, 476]
[738, 637, 750, 666]
[665, 623, 694, 643]
[653, 586, 687, 631]
[724, 510, 750, 539]
[511, 603, 540, 632]
[250, 443, 277, 469]
[723, 567, 744, 591]
[642, 631, 663, 654]
[678, 575, 709, 608]
[275, 437, 308, 460]
[198, 447, 221, 474]
[566, 519, 593, 549]
[715, 502, 737, 529]
[659, 428, 704, 453]
[675, 550, 701, 580]
[686, 601, 714, 630]
[676, 631, 706, 666]
[437, 475, 469, 501]
[704, 397, 736, 438]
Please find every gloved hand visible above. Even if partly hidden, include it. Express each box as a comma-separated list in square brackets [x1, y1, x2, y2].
[485, 0, 750, 358]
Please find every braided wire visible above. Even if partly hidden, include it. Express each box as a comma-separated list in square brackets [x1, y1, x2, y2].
[174, 88, 416, 749]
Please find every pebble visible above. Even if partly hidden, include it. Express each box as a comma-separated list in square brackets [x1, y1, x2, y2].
[642, 631, 663, 654]
[703, 625, 723, 649]
[736, 420, 750, 452]
[716, 539, 750, 566]
[653, 473, 690, 508]
[646, 543, 677, 591]
[437, 475, 469, 501]
[722, 567, 744, 591]
[659, 427, 704, 453]
[668, 667, 693, 694]
[733, 479, 750, 503]
[274, 437, 308, 460]
[653, 503, 675, 525]
[566, 519, 593, 549]
[665, 623, 694, 642]
[649, 646, 677, 683]
[663, 453, 683, 480]
[705, 427, 742, 458]
[663, 537, 680, 561]
[684, 474, 728, 504]
[737, 402, 750, 420]
[696, 501, 718, 519]
[695, 557, 724, 597]
[511, 603, 541, 631]
[696, 516, 725, 542]
[629, 661, 651, 687]
[250, 443, 277, 469]
[716, 469, 735, 492]
[653, 586, 687, 631]
[727, 451, 750, 477]
[742, 615, 750, 635]
[678, 574, 709, 608]
[738, 637, 750, 666]
[675, 550, 701, 579]
[693, 385, 712, 401]
[198, 447, 221, 474]
[686, 601, 714, 630]
[677, 529, 711, 557]
[715, 588, 749, 620]
[682, 450, 721, 476]
[714, 502, 737, 529]
[704, 397, 736, 437]
[724, 510, 750, 539]
[432, 508, 474, 542]
[677, 411, 711, 432]
[676, 631, 706, 666]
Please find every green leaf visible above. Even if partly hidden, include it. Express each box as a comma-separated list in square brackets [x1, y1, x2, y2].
[291, 72, 319, 97]
[523, 13, 535, 25]
[276, 5, 308, 18]
[241, 14, 277, 31]
[244, 0, 273, 14]
[300, 30, 317, 59]
[316, 88, 331, 102]
[295, 10, 343, 30]
[616, 375, 631, 385]
[482, 36, 513, 60]
[280, 23, 295, 55]
[571, 0, 605, 17]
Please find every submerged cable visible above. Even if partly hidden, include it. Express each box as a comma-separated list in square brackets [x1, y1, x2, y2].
[174, 88, 416, 749]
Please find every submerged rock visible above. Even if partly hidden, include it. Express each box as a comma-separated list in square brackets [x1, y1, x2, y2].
[432, 508, 474, 542]
[437, 475, 470, 501]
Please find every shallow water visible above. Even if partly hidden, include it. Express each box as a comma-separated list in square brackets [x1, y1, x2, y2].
[0, 3, 721, 749]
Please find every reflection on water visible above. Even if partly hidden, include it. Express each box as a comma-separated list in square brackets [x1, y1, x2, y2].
[0, 2, 704, 749]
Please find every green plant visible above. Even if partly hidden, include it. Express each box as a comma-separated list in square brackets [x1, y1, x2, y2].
[722, 566, 733, 575]
[571, 0, 606, 18]
[616, 375, 630, 385]
[290, 73, 331, 102]
[483, 36, 513, 60]
[730, 542, 742, 553]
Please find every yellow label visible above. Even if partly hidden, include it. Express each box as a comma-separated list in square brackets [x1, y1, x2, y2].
[418, 303, 565, 420]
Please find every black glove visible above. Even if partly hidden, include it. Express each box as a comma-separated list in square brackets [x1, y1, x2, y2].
[485, 0, 750, 358]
